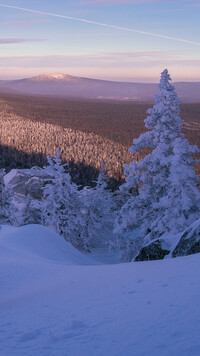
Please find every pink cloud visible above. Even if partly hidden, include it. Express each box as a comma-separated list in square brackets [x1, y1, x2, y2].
[0, 52, 199, 67]
[0, 38, 45, 44]
[0, 20, 48, 26]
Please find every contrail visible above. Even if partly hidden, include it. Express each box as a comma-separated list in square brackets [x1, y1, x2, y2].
[0, 3, 200, 47]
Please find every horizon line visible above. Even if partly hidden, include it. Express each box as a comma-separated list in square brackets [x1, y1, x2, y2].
[1, 71, 200, 83]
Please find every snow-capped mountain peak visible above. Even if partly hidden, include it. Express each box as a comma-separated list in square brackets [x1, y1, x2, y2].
[30, 72, 78, 81]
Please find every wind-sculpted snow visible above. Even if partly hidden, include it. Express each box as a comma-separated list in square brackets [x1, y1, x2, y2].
[0, 224, 200, 355]
[0, 224, 93, 266]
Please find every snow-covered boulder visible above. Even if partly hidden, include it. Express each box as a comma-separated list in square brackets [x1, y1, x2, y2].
[134, 239, 170, 261]
[134, 219, 200, 261]
[172, 219, 200, 257]
[4, 167, 50, 199]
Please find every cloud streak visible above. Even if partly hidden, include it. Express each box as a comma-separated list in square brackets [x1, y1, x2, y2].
[0, 20, 47, 26]
[0, 52, 199, 82]
[0, 38, 45, 44]
[0, 3, 199, 47]
[0, 52, 199, 67]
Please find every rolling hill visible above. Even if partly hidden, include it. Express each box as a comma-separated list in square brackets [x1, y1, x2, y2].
[0, 73, 200, 102]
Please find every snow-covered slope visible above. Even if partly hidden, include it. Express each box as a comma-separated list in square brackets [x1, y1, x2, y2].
[0, 225, 200, 356]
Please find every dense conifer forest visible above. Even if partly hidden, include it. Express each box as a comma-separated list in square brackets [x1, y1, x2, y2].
[1, 93, 200, 146]
[0, 93, 200, 188]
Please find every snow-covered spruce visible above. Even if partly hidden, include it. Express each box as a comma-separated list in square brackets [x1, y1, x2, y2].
[115, 69, 200, 257]
[81, 162, 114, 249]
[42, 149, 85, 249]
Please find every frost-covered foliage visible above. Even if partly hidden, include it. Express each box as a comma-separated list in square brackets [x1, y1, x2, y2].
[81, 163, 114, 249]
[42, 149, 85, 249]
[109, 232, 142, 262]
[2, 151, 115, 251]
[42, 154, 114, 251]
[115, 69, 200, 251]
[20, 194, 42, 226]
[153, 137, 200, 234]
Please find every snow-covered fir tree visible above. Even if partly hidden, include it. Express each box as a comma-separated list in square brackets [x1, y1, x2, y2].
[42, 149, 85, 249]
[115, 69, 200, 253]
[155, 137, 200, 233]
[81, 162, 114, 250]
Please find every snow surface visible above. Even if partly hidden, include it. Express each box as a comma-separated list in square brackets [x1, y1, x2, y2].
[0, 224, 200, 356]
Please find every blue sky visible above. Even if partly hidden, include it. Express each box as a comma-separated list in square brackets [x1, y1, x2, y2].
[0, 0, 200, 81]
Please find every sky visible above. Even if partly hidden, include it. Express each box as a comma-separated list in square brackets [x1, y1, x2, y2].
[0, 0, 200, 82]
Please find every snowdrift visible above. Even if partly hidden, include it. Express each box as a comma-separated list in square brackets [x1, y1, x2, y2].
[0, 224, 94, 305]
[0, 225, 94, 265]
[0, 224, 200, 356]
[0, 224, 93, 265]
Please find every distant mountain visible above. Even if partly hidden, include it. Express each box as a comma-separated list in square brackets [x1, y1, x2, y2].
[0, 73, 200, 102]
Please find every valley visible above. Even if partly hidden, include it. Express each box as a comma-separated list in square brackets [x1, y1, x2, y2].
[0, 92, 200, 187]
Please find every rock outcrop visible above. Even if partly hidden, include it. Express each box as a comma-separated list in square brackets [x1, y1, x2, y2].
[134, 219, 200, 261]
[172, 220, 200, 257]
[134, 240, 170, 262]
[4, 167, 50, 199]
